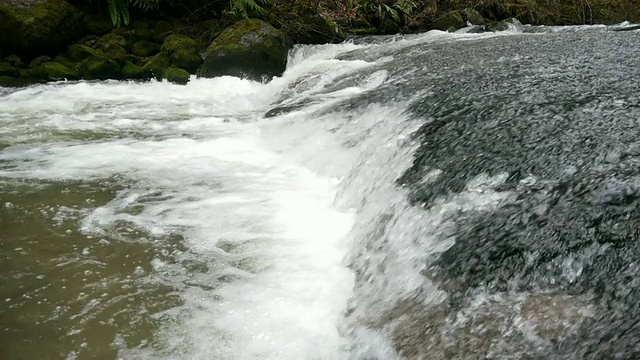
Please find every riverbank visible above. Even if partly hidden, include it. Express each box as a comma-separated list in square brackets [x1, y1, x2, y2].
[0, 0, 638, 87]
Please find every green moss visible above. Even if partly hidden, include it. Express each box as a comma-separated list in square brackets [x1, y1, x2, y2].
[142, 52, 171, 79]
[28, 56, 52, 69]
[0, 0, 83, 55]
[96, 33, 131, 50]
[432, 11, 465, 31]
[131, 40, 161, 57]
[121, 61, 152, 80]
[200, 20, 290, 80]
[133, 28, 156, 42]
[7, 54, 24, 68]
[0, 62, 18, 77]
[32, 61, 79, 80]
[161, 35, 202, 73]
[462, 8, 486, 25]
[17, 68, 32, 78]
[162, 67, 190, 84]
[78, 56, 121, 80]
[67, 44, 99, 62]
[0, 76, 42, 87]
[53, 55, 74, 69]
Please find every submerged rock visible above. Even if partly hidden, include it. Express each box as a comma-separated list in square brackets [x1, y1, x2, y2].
[161, 34, 202, 73]
[0, 0, 82, 56]
[199, 19, 291, 81]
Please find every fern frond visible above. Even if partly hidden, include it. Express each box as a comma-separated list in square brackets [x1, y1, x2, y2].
[383, 4, 401, 22]
[108, 0, 130, 27]
[132, 0, 160, 11]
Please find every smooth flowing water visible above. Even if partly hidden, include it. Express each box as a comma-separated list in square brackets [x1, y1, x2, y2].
[1, 23, 640, 359]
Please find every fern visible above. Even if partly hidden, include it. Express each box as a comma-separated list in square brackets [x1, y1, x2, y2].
[108, 0, 130, 27]
[230, 0, 271, 19]
[107, 0, 159, 27]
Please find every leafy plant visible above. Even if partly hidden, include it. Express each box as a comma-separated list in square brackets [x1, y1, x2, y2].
[229, 0, 271, 19]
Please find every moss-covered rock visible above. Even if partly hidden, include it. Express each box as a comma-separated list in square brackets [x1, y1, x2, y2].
[28, 55, 51, 69]
[53, 55, 74, 68]
[431, 10, 465, 31]
[121, 61, 152, 80]
[0, 0, 83, 56]
[142, 52, 171, 79]
[268, 4, 345, 44]
[7, 54, 24, 68]
[31, 61, 78, 80]
[83, 14, 113, 36]
[96, 33, 132, 51]
[0, 62, 18, 77]
[462, 8, 486, 25]
[162, 67, 190, 84]
[0, 75, 42, 87]
[131, 40, 161, 57]
[78, 56, 120, 80]
[200, 19, 291, 81]
[161, 34, 202, 73]
[67, 44, 99, 62]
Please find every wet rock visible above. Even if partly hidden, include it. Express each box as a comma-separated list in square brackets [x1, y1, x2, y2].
[431, 10, 465, 31]
[0, 0, 83, 56]
[162, 67, 190, 84]
[7, 54, 24, 68]
[462, 8, 485, 25]
[121, 61, 152, 80]
[268, 4, 345, 44]
[94, 33, 131, 65]
[0, 62, 18, 77]
[0, 75, 41, 87]
[142, 52, 170, 79]
[199, 19, 291, 81]
[28, 55, 51, 69]
[161, 34, 202, 73]
[67, 44, 99, 62]
[77, 55, 120, 80]
[31, 61, 78, 80]
[131, 40, 161, 57]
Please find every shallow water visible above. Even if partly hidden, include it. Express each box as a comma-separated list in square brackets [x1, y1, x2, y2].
[1, 23, 640, 359]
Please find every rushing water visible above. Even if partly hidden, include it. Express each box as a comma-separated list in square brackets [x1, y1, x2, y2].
[1, 23, 640, 359]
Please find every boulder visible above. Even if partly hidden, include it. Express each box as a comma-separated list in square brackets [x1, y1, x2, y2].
[31, 61, 78, 80]
[200, 19, 291, 81]
[142, 52, 171, 79]
[161, 34, 202, 73]
[121, 61, 152, 80]
[78, 56, 120, 80]
[131, 40, 161, 57]
[67, 44, 99, 62]
[462, 8, 485, 25]
[28, 55, 51, 69]
[0, 62, 18, 77]
[268, 4, 345, 44]
[0, 0, 83, 56]
[162, 67, 190, 84]
[431, 11, 465, 31]
[7, 54, 24, 68]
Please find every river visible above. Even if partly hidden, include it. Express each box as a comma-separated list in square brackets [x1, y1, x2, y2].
[1, 23, 640, 359]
